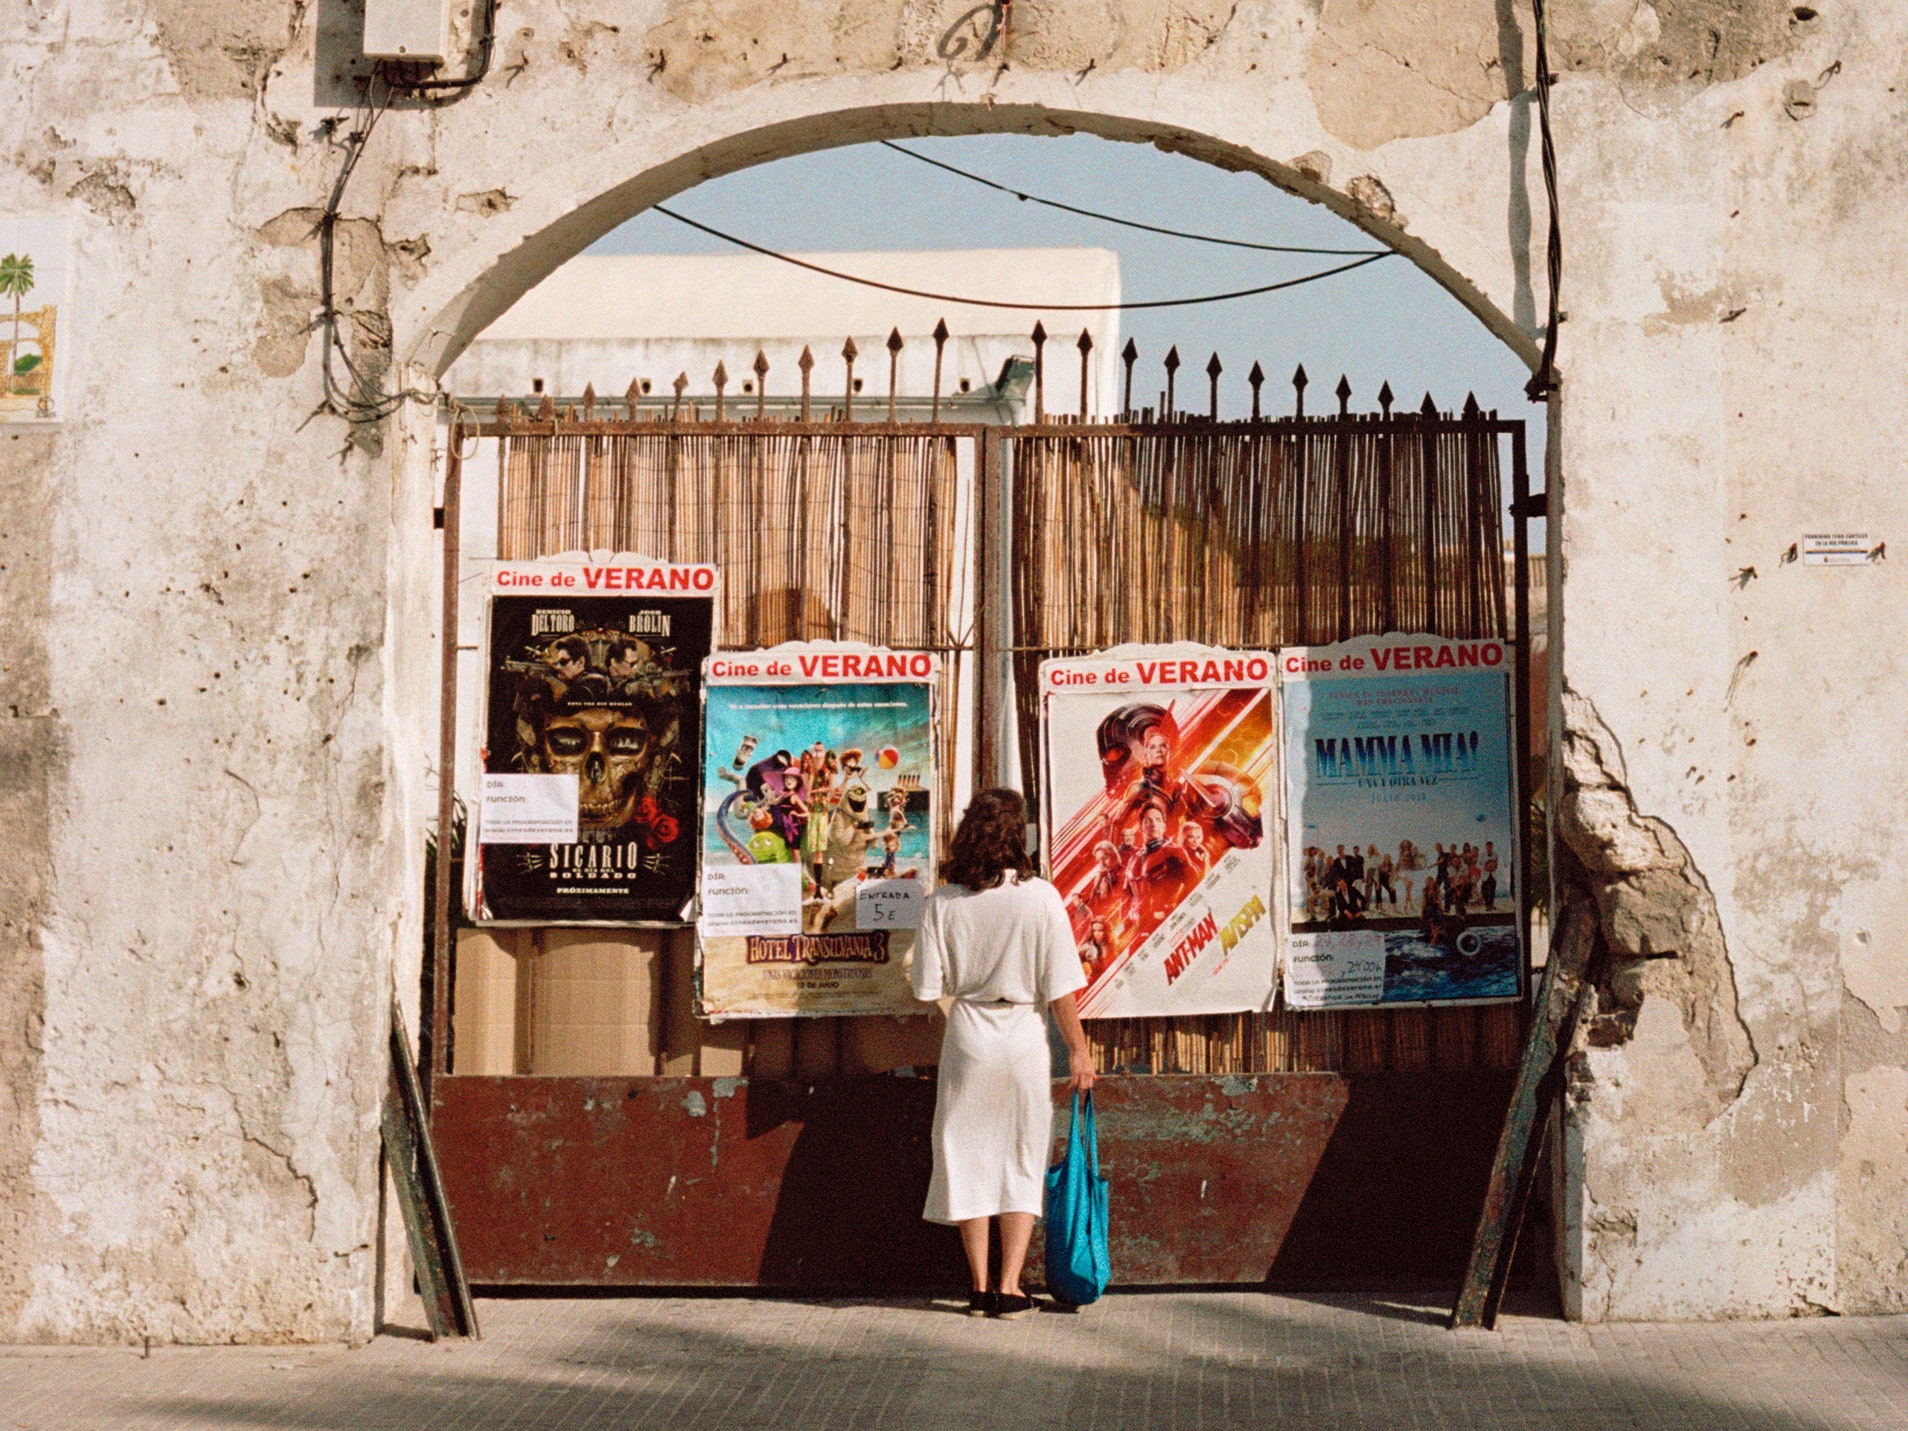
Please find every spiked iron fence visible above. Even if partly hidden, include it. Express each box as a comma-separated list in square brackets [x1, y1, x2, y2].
[463, 324, 1536, 1078]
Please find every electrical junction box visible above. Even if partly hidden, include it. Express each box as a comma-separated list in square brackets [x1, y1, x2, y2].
[363, 0, 450, 63]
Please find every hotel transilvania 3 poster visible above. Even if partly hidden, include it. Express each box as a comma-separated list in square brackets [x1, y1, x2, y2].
[696, 643, 937, 1020]
[1280, 633, 1523, 1009]
[474, 555, 718, 923]
[1040, 645, 1280, 1019]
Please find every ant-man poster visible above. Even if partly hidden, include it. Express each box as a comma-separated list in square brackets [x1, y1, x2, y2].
[1040, 646, 1280, 1019]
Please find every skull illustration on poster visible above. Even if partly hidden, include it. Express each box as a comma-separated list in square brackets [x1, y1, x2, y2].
[480, 592, 712, 922]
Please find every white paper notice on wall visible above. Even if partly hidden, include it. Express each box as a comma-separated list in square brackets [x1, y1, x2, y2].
[479, 773, 579, 844]
[1283, 930, 1387, 1010]
[1802, 533, 1883, 566]
[856, 876, 925, 931]
[700, 862, 802, 937]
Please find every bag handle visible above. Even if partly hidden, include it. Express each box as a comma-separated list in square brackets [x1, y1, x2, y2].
[1081, 1089, 1099, 1180]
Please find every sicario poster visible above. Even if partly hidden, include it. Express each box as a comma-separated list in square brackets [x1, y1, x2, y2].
[1040, 645, 1280, 1019]
[475, 557, 717, 923]
[696, 643, 938, 1020]
[1280, 633, 1522, 1009]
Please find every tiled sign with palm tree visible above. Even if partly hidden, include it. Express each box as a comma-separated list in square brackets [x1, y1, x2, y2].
[0, 218, 67, 423]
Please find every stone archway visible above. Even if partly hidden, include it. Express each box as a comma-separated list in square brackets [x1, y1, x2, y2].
[384, 81, 1563, 1296]
[400, 99, 1543, 384]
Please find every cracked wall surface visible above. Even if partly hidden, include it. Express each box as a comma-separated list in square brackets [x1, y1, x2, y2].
[1557, 688, 1756, 1113]
[0, 0, 1903, 1338]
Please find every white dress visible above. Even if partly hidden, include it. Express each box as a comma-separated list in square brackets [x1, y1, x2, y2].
[910, 873, 1087, 1224]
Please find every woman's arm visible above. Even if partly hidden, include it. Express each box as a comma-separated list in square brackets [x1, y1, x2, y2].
[1049, 991, 1097, 1091]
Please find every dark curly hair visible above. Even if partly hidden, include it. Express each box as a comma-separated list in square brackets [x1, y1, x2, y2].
[942, 788, 1035, 892]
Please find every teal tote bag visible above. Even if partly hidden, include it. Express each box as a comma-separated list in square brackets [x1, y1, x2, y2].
[1044, 1091, 1111, 1306]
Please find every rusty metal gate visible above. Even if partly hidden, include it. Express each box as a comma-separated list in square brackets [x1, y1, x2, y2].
[426, 346, 1539, 1291]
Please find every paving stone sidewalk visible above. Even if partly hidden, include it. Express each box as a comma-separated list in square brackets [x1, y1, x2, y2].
[2, 1292, 1904, 1430]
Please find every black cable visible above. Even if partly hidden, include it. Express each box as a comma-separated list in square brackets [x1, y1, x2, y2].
[316, 4, 498, 426]
[318, 83, 436, 423]
[881, 141, 1389, 258]
[377, 0, 498, 94]
[1525, 0, 1563, 401]
[650, 203, 1393, 311]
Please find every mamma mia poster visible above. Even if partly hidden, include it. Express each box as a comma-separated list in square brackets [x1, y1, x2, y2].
[1040, 645, 1279, 1020]
[696, 643, 937, 1020]
[1280, 634, 1522, 1009]
[474, 557, 717, 923]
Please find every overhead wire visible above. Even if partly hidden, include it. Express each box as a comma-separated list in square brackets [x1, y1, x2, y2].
[879, 141, 1389, 258]
[318, 9, 1411, 418]
[650, 203, 1393, 312]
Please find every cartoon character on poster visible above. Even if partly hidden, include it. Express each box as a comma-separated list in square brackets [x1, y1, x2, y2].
[697, 645, 938, 1020]
[1281, 633, 1523, 1009]
[476, 560, 717, 923]
[1041, 646, 1281, 1019]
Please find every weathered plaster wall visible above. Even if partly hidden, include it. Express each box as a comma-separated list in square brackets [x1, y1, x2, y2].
[0, 0, 1903, 1339]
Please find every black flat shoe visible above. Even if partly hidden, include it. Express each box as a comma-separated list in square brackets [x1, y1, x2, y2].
[967, 1290, 993, 1317]
[991, 1292, 1036, 1320]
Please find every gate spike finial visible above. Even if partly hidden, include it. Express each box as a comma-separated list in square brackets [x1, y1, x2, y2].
[1206, 352, 1223, 420]
[886, 328, 904, 423]
[1120, 338, 1139, 419]
[842, 336, 858, 423]
[1163, 345, 1181, 418]
[536, 393, 555, 421]
[671, 372, 688, 421]
[753, 348, 770, 420]
[1030, 322, 1048, 424]
[1378, 380, 1394, 416]
[1292, 364, 1309, 418]
[1247, 361, 1265, 421]
[1462, 391, 1481, 417]
[931, 318, 950, 423]
[712, 361, 729, 422]
[581, 382, 597, 419]
[625, 377, 642, 415]
[1420, 391, 1438, 418]
[798, 345, 815, 422]
[1335, 374, 1352, 416]
[1077, 328, 1094, 419]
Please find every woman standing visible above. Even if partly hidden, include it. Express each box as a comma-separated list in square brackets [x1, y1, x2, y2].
[912, 788, 1096, 1319]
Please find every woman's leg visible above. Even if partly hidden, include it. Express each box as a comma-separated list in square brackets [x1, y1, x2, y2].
[958, 1216, 992, 1292]
[996, 1212, 1036, 1295]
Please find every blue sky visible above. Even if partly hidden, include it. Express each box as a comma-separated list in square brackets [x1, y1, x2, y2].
[587, 132, 1540, 435]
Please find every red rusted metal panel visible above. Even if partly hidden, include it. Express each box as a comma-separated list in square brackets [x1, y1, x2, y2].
[433, 1072, 1506, 1290]
[1067, 1075, 1346, 1285]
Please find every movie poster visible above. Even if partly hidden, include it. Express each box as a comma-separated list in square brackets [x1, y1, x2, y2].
[1040, 645, 1280, 1019]
[1281, 633, 1522, 1009]
[696, 643, 937, 1020]
[475, 556, 717, 923]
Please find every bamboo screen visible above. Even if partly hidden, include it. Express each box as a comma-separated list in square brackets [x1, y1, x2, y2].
[497, 428, 968, 844]
[1011, 418, 1519, 1076]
